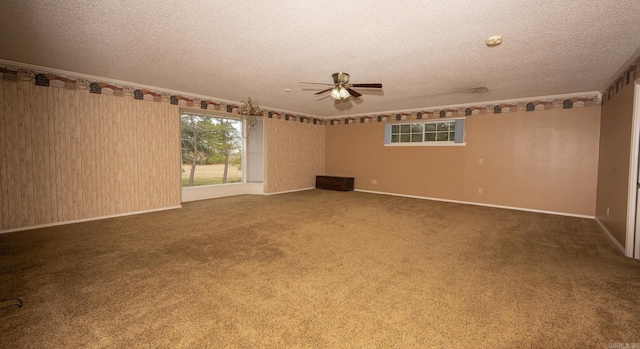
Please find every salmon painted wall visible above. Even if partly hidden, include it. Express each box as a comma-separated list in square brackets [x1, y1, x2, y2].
[325, 107, 601, 216]
[596, 80, 638, 247]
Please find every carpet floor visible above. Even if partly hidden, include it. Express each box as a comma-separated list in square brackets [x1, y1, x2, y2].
[1, 190, 639, 348]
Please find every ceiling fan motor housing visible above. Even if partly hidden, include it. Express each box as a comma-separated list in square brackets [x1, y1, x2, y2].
[332, 72, 350, 85]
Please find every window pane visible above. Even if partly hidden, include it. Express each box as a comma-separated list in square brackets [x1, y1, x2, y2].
[411, 124, 423, 133]
[391, 134, 399, 143]
[437, 122, 450, 131]
[437, 132, 450, 141]
[411, 134, 422, 142]
[400, 124, 411, 133]
[392, 125, 399, 133]
[425, 132, 436, 141]
[181, 114, 243, 187]
[400, 134, 411, 142]
[424, 123, 436, 131]
[449, 131, 455, 141]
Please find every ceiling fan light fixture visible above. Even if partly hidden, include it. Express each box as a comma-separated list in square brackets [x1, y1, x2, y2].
[330, 88, 341, 99]
[305, 72, 382, 100]
[339, 87, 349, 99]
[329, 86, 350, 100]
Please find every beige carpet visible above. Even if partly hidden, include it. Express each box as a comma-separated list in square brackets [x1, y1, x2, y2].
[1, 190, 639, 348]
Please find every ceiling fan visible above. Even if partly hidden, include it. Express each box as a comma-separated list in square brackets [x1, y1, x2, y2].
[301, 72, 382, 100]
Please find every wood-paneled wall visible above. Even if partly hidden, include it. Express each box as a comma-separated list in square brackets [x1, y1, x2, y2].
[0, 80, 181, 231]
[264, 118, 325, 193]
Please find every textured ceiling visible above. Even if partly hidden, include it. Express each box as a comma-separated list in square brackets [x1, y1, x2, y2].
[1, 0, 639, 117]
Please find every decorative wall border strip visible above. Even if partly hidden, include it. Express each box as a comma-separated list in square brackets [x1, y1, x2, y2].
[0, 63, 603, 127]
[602, 54, 640, 104]
[0, 64, 327, 125]
[325, 94, 601, 125]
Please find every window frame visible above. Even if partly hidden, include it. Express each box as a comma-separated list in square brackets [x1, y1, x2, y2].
[180, 108, 246, 188]
[384, 117, 466, 146]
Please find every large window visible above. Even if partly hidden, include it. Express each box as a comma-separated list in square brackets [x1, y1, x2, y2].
[384, 119, 465, 146]
[181, 112, 243, 187]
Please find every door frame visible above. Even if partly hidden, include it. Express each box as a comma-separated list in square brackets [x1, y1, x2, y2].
[627, 81, 640, 259]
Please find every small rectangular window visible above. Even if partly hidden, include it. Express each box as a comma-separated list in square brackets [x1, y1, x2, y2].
[384, 119, 465, 146]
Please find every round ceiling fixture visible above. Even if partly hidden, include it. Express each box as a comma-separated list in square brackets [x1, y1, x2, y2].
[486, 35, 503, 47]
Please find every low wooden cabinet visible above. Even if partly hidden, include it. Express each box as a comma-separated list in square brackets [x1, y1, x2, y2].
[316, 176, 354, 192]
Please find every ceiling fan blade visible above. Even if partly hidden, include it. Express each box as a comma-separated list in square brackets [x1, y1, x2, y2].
[314, 88, 333, 95]
[347, 88, 362, 98]
[351, 83, 382, 88]
[300, 82, 333, 86]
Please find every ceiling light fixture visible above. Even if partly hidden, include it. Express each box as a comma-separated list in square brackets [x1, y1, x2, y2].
[486, 35, 503, 47]
[237, 97, 263, 139]
[330, 86, 350, 100]
[302, 72, 381, 100]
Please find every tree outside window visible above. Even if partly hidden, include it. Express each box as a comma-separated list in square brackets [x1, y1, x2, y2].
[181, 113, 242, 187]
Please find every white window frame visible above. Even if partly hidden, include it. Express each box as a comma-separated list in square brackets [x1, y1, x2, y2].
[384, 117, 466, 146]
[180, 109, 245, 187]
[180, 108, 265, 202]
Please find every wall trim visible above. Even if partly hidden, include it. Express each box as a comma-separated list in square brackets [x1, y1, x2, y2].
[265, 187, 315, 196]
[595, 218, 626, 255]
[0, 59, 323, 123]
[0, 206, 182, 235]
[327, 91, 602, 120]
[0, 59, 604, 124]
[354, 189, 595, 219]
[324, 92, 601, 126]
[602, 51, 640, 104]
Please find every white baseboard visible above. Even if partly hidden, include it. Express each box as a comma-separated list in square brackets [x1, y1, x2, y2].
[595, 218, 626, 254]
[354, 189, 595, 219]
[265, 187, 315, 196]
[0, 205, 182, 234]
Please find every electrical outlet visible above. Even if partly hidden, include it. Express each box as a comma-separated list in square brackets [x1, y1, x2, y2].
[478, 188, 483, 194]
[371, 179, 377, 184]
[607, 207, 610, 215]
[479, 158, 484, 164]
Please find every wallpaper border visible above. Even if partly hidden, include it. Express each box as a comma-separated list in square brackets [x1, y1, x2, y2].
[0, 64, 326, 125]
[602, 54, 640, 104]
[324, 93, 601, 125]
[1, 62, 604, 127]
